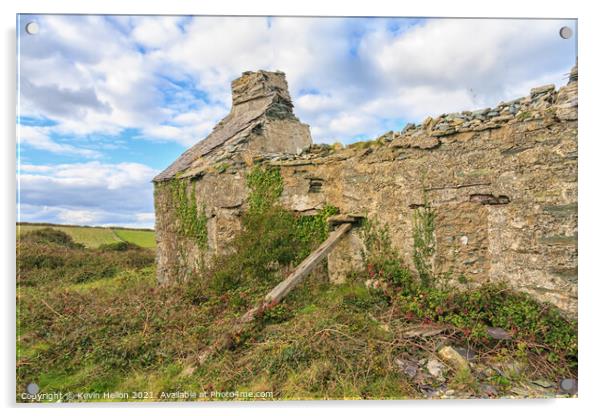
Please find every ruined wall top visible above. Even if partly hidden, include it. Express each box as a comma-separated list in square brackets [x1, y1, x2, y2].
[154, 65, 577, 182]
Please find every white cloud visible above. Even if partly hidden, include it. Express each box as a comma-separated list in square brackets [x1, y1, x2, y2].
[136, 212, 155, 223]
[57, 209, 100, 225]
[18, 125, 101, 158]
[358, 18, 575, 109]
[18, 162, 158, 227]
[19, 164, 52, 173]
[131, 16, 185, 49]
[18, 16, 576, 146]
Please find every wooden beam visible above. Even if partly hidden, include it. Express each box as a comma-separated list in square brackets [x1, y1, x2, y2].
[240, 223, 352, 322]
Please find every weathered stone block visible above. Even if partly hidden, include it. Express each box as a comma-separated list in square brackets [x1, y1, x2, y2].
[327, 229, 365, 284]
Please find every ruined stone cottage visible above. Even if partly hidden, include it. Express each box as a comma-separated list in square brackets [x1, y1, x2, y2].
[153, 67, 578, 315]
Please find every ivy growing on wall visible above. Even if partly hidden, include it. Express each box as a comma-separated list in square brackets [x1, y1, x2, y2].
[245, 165, 338, 255]
[168, 179, 208, 248]
[246, 165, 284, 214]
[412, 191, 436, 287]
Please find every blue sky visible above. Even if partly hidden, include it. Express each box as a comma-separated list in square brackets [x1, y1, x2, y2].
[16, 15, 577, 228]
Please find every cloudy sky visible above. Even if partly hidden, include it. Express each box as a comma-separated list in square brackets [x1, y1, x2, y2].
[16, 15, 577, 228]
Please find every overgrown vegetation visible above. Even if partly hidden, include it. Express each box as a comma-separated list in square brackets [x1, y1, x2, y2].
[185, 165, 338, 311]
[17, 228, 155, 287]
[359, 218, 577, 375]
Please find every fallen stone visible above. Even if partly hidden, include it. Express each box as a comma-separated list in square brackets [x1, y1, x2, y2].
[438, 346, 470, 371]
[426, 358, 445, 378]
[401, 324, 448, 338]
[480, 383, 498, 397]
[453, 346, 476, 362]
[509, 386, 532, 397]
[395, 358, 419, 379]
[559, 378, 577, 394]
[494, 359, 526, 378]
[418, 384, 437, 398]
[486, 327, 512, 340]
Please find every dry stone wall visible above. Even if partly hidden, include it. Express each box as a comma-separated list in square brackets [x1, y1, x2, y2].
[153, 67, 578, 316]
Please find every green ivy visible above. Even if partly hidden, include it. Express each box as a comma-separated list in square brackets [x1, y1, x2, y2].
[167, 179, 208, 248]
[360, 218, 414, 291]
[357, 210, 577, 371]
[294, 205, 339, 258]
[246, 165, 284, 214]
[412, 192, 436, 287]
[245, 164, 339, 258]
[193, 164, 339, 298]
[396, 283, 577, 363]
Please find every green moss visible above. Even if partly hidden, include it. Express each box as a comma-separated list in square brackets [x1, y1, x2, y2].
[214, 162, 231, 174]
[517, 111, 532, 121]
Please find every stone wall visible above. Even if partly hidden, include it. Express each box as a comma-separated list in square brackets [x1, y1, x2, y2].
[153, 67, 577, 315]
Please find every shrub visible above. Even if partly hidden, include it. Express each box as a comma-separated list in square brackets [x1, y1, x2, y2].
[20, 228, 83, 248]
[411, 195, 436, 287]
[98, 241, 139, 252]
[396, 283, 577, 365]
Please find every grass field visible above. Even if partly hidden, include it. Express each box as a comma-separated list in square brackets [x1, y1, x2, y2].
[113, 229, 156, 248]
[17, 223, 155, 248]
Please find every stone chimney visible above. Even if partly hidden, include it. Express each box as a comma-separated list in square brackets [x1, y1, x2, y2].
[229, 70, 312, 155]
[232, 70, 291, 105]
[229, 70, 298, 121]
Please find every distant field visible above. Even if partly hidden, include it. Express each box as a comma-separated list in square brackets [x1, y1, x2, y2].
[113, 229, 156, 248]
[17, 223, 156, 248]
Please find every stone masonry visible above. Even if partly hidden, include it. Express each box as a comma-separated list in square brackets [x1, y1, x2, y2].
[153, 66, 578, 316]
